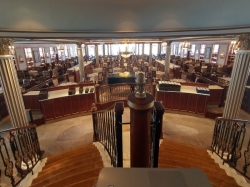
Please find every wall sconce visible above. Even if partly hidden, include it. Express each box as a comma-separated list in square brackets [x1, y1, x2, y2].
[220, 52, 225, 59]
[19, 55, 24, 63]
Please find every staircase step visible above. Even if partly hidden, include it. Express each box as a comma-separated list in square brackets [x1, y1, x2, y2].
[32, 160, 103, 185]
[159, 140, 241, 187]
[66, 177, 98, 187]
[30, 168, 102, 187]
[46, 145, 97, 164]
[44, 150, 100, 168]
[42, 152, 101, 170]
[37, 155, 102, 178]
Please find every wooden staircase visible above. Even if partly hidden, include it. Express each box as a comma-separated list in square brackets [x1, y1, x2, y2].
[158, 140, 241, 187]
[29, 143, 103, 187]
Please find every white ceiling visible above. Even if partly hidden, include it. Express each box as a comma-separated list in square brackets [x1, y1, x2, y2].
[1, 0, 250, 43]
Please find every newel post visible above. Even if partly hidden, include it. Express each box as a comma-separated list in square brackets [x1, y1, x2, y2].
[128, 73, 155, 167]
[95, 84, 100, 103]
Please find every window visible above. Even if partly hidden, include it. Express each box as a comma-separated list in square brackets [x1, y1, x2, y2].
[161, 43, 167, 54]
[144, 43, 150, 55]
[212, 44, 219, 53]
[111, 44, 119, 55]
[200, 44, 206, 54]
[24, 48, 34, 68]
[98, 45, 103, 56]
[152, 43, 158, 56]
[50, 47, 56, 60]
[88, 45, 95, 56]
[105, 45, 108, 55]
[138, 44, 143, 55]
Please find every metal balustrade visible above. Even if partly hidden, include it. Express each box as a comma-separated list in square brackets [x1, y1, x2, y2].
[92, 102, 123, 167]
[0, 125, 42, 187]
[211, 117, 250, 179]
[149, 101, 165, 168]
[98, 83, 153, 103]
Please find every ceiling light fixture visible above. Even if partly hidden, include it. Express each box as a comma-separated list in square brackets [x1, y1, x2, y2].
[181, 41, 191, 49]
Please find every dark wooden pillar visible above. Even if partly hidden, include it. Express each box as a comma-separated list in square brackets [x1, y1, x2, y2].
[127, 93, 154, 167]
[187, 50, 191, 60]
[95, 84, 100, 103]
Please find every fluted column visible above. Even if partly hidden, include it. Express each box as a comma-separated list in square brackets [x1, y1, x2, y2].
[149, 43, 152, 66]
[223, 50, 250, 118]
[142, 43, 145, 60]
[77, 43, 84, 81]
[158, 43, 161, 55]
[0, 38, 28, 127]
[103, 44, 105, 56]
[95, 44, 99, 67]
[85, 44, 88, 56]
[165, 41, 172, 78]
[223, 34, 250, 119]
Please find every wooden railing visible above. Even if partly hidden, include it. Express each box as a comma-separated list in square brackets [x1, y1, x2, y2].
[96, 83, 155, 103]
[92, 102, 123, 167]
[211, 117, 250, 179]
[0, 125, 43, 186]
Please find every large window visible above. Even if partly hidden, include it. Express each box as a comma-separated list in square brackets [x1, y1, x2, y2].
[144, 43, 150, 55]
[98, 45, 103, 56]
[39, 47, 45, 62]
[152, 43, 158, 56]
[88, 45, 95, 56]
[161, 43, 167, 54]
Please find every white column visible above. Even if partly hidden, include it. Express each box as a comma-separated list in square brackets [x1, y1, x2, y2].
[223, 51, 250, 119]
[85, 44, 88, 56]
[165, 41, 172, 78]
[110, 44, 112, 55]
[103, 44, 105, 56]
[0, 55, 29, 127]
[158, 43, 161, 55]
[142, 43, 145, 59]
[95, 44, 99, 67]
[149, 43, 152, 66]
[77, 43, 84, 81]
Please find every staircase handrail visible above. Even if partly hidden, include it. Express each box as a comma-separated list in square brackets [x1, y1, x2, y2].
[149, 101, 165, 168]
[91, 102, 123, 167]
[211, 117, 250, 179]
[0, 124, 42, 187]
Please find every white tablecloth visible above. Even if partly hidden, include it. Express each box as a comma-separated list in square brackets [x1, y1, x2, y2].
[133, 67, 139, 72]
[93, 68, 103, 73]
[113, 68, 123, 73]
[156, 71, 164, 78]
[29, 70, 39, 77]
[89, 73, 99, 82]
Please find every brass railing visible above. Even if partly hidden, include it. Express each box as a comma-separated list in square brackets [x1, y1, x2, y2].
[0, 125, 43, 186]
[149, 102, 165, 167]
[211, 117, 250, 179]
[98, 83, 153, 103]
[92, 102, 123, 167]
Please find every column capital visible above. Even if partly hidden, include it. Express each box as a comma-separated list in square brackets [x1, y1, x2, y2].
[235, 33, 250, 50]
[76, 42, 82, 48]
[0, 38, 12, 55]
[166, 41, 172, 46]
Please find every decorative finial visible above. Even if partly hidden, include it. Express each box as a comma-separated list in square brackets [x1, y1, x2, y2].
[0, 38, 12, 55]
[135, 72, 146, 99]
[235, 34, 250, 50]
[91, 103, 97, 111]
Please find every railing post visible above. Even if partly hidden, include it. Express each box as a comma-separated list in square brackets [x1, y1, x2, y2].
[91, 103, 98, 142]
[95, 84, 100, 103]
[153, 101, 165, 167]
[115, 102, 124, 167]
[152, 81, 157, 98]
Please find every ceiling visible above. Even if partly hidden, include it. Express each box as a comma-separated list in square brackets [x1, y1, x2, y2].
[1, 0, 250, 44]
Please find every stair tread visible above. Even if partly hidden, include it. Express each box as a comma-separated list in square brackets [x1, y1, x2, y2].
[31, 168, 102, 187]
[66, 177, 98, 187]
[32, 160, 103, 185]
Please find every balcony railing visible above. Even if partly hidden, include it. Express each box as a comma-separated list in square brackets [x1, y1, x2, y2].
[97, 83, 154, 103]
[211, 117, 250, 179]
[0, 125, 42, 187]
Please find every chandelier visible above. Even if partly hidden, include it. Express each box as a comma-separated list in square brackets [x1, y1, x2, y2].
[119, 39, 133, 58]
[57, 44, 65, 52]
[181, 41, 191, 49]
[230, 40, 239, 53]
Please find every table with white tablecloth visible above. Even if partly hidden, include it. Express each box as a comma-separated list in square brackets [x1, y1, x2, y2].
[113, 68, 123, 73]
[93, 68, 103, 73]
[29, 70, 39, 77]
[133, 67, 139, 72]
[88, 73, 99, 82]
[156, 71, 165, 78]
